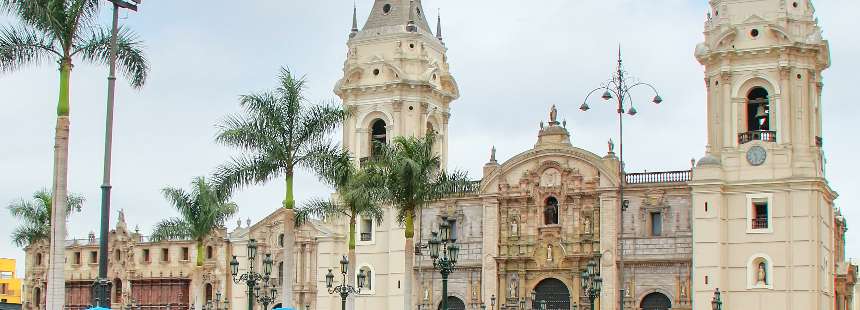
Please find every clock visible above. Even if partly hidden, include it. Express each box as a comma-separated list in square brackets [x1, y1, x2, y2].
[746, 146, 767, 166]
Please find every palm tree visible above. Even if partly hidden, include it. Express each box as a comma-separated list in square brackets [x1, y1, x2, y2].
[214, 67, 350, 308]
[7, 189, 84, 248]
[1, 1, 149, 306]
[366, 133, 473, 309]
[295, 152, 384, 309]
[150, 177, 237, 267]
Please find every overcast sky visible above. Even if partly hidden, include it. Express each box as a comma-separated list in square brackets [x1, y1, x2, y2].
[2, 0, 859, 275]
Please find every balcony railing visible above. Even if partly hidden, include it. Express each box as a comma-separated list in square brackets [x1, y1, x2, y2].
[441, 180, 482, 197]
[751, 218, 769, 229]
[738, 130, 776, 144]
[360, 232, 372, 241]
[626, 170, 692, 184]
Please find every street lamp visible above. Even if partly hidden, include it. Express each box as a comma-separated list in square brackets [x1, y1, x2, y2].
[92, 0, 141, 306]
[711, 288, 723, 310]
[230, 240, 275, 310]
[326, 255, 366, 310]
[430, 216, 459, 310]
[579, 47, 662, 310]
[580, 259, 603, 310]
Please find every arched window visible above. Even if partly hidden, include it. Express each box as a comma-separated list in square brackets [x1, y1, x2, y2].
[206, 246, 214, 260]
[205, 283, 213, 303]
[113, 278, 123, 303]
[36, 253, 42, 266]
[544, 197, 559, 225]
[359, 266, 373, 291]
[278, 233, 285, 247]
[747, 87, 770, 132]
[33, 287, 42, 307]
[370, 119, 387, 157]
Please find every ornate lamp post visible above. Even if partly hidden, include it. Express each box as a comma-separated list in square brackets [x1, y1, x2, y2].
[92, 0, 142, 306]
[230, 239, 274, 310]
[429, 216, 460, 310]
[711, 288, 723, 310]
[579, 48, 662, 310]
[202, 291, 230, 310]
[579, 260, 603, 310]
[326, 255, 366, 310]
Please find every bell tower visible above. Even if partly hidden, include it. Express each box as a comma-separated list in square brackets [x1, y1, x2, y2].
[336, 0, 460, 167]
[691, 1, 836, 309]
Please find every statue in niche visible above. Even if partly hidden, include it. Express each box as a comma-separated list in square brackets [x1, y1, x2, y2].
[510, 220, 518, 236]
[547, 244, 553, 261]
[509, 273, 519, 298]
[540, 168, 561, 187]
[583, 217, 592, 233]
[680, 280, 688, 299]
[757, 261, 768, 285]
[424, 287, 430, 302]
[544, 197, 559, 225]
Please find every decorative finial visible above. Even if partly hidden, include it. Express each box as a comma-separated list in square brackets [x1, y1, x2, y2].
[436, 9, 443, 41]
[406, 0, 417, 32]
[246, 218, 251, 227]
[562, 119, 567, 128]
[490, 146, 497, 163]
[540, 121, 544, 129]
[350, 3, 359, 38]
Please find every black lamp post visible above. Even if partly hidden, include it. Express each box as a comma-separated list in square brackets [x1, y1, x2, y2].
[92, 0, 141, 306]
[326, 255, 366, 310]
[202, 291, 229, 310]
[230, 239, 274, 310]
[579, 260, 603, 310]
[711, 288, 723, 310]
[579, 48, 662, 310]
[429, 216, 460, 310]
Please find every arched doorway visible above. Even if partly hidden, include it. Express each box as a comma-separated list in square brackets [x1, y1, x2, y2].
[533, 278, 570, 310]
[640, 292, 671, 310]
[437, 296, 466, 310]
[370, 119, 387, 157]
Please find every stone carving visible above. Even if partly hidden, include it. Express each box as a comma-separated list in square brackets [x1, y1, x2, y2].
[583, 217, 592, 233]
[549, 105, 558, 124]
[511, 220, 518, 236]
[547, 244, 553, 261]
[608, 138, 615, 153]
[540, 168, 561, 187]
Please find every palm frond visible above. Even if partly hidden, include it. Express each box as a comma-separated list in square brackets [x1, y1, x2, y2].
[10, 221, 47, 248]
[296, 198, 346, 227]
[150, 218, 193, 242]
[0, 24, 59, 72]
[74, 26, 148, 88]
[294, 101, 350, 148]
[214, 154, 282, 191]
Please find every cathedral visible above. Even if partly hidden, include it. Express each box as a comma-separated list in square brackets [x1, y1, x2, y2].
[20, 1, 856, 310]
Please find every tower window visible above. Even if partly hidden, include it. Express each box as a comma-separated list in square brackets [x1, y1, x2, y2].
[750, 29, 760, 38]
[752, 200, 769, 230]
[370, 119, 387, 157]
[373, 69, 380, 76]
[793, 2, 798, 8]
[746, 87, 771, 131]
[382, 4, 391, 14]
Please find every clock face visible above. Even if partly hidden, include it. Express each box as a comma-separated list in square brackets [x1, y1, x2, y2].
[746, 146, 767, 166]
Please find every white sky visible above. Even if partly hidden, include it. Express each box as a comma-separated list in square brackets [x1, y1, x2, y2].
[2, 0, 859, 275]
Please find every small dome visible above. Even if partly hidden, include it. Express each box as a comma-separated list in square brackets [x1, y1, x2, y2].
[697, 154, 720, 167]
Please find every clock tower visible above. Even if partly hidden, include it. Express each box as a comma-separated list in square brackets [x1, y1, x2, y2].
[691, 1, 836, 309]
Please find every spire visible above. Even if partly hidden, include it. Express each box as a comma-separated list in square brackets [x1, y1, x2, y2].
[349, 3, 359, 38]
[435, 9, 443, 41]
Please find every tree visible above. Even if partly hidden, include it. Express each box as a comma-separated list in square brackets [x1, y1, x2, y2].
[0, 1, 149, 306]
[8, 189, 84, 248]
[295, 151, 384, 309]
[214, 67, 350, 308]
[150, 177, 237, 267]
[365, 133, 473, 309]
